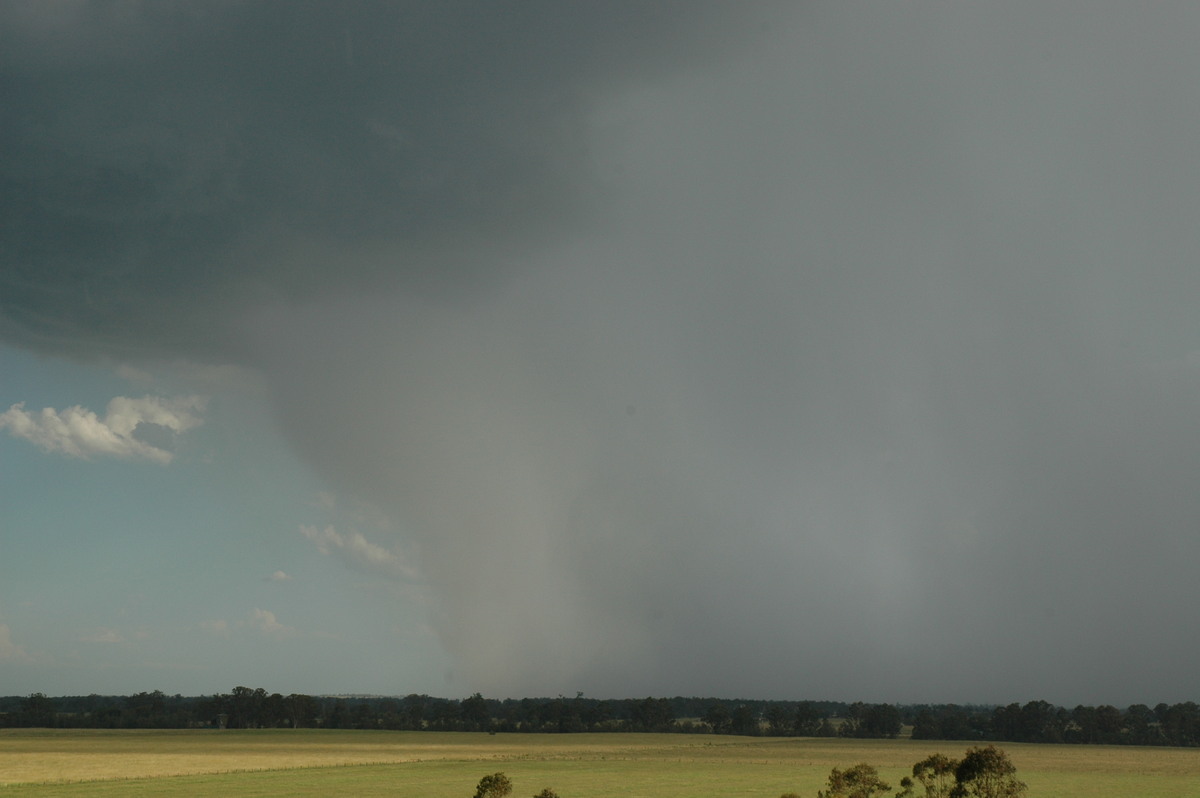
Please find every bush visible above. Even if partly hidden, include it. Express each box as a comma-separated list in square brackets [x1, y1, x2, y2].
[951, 746, 1026, 798]
[473, 772, 513, 798]
[897, 752, 958, 798]
[813, 746, 1025, 798]
[816, 763, 891, 798]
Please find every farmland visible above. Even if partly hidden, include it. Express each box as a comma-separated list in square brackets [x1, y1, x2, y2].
[2, 730, 1199, 796]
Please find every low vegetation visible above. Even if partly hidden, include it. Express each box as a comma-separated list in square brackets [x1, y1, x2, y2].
[473, 771, 513, 798]
[3, 731, 1200, 797]
[472, 771, 558, 798]
[803, 745, 1026, 798]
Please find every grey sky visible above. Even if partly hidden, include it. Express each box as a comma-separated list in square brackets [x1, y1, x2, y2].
[3, 1, 1200, 705]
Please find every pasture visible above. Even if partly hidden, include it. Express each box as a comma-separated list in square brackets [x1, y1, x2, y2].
[2, 729, 1199, 796]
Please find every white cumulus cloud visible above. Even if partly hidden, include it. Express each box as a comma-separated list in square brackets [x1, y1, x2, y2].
[0, 394, 205, 464]
[244, 608, 294, 638]
[300, 524, 419, 580]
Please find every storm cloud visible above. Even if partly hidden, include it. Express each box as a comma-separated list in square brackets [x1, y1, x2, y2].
[0, 0, 761, 356]
[4, 1, 1200, 704]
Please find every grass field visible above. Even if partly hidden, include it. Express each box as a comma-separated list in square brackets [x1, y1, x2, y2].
[2, 729, 1199, 796]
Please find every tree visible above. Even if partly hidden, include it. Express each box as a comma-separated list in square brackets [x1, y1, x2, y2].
[730, 704, 759, 736]
[20, 693, 56, 727]
[1093, 704, 1122, 744]
[285, 694, 318, 729]
[579, 698, 612, 732]
[350, 701, 375, 729]
[1156, 702, 1200, 746]
[988, 704, 1021, 741]
[839, 702, 867, 738]
[910, 709, 940, 741]
[862, 703, 901, 738]
[263, 692, 287, 728]
[629, 697, 674, 731]
[462, 692, 490, 732]
[816, 763, 891, 798]
[703, 702, 731, 734]
[950, 746, 1026, 798]
[325, 698, 351, 729]
[402, 694, 428, 730]
[793, 702, 822, 736]
[1124, 703, 1159, 745]
[1017, 700, 1064, 743]
[124, 691, 166, 728]
[473, 772, 513, 798]
[531, 789, 559, 798]
[765, 705, 792, 736]
[226, 686, 268, 729]
[897, 753, 958, 798]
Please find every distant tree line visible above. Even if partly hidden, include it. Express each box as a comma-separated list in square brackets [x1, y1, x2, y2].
[2, 691, 1198, 747]
[908, 699, 1200, 747]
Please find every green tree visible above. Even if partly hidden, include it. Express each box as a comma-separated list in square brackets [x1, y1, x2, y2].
[402, 694, 428, 730]
[629, 697, 674, 731]
[1124, 703, 1159, 745]
[950, 746, 1026, 798]
[263, 692, 287, 728]
[473, 772, 513, 798]
[703, 702, 731, 734]
[350, 701, 375, 729]
[1017, 700, 1064, 743]
[841, 703, 901, 738]
[531, 789, 559, 798]
[910, 709, 939, 740]
[124, 691, 166, 728]
[431, 698, 462, 730]
[730, 704, 759, 736]
[462, 692, 490, 732]
[863, 703, 902, 738]
[816, 763, 891, 798]
[1093, 704, 1122, 744]
[20, 693, 56, 727]
[285, 694, 318, 728]
[766, 705, 792, 736]
[793, 701, 823, 736]
[326, 698, 351, 729]
[839, 702, 867, 737]
[226, 686, 268, 729]
[897, 753, 958, 798]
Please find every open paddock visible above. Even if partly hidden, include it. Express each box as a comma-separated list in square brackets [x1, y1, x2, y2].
[2, 730, 1198, 796]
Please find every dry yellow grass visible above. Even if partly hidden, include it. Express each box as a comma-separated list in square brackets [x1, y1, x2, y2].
[3, 728, 444, 784]
[0, 729, 734, 785]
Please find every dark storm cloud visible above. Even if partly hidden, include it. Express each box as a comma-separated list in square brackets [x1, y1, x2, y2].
[0, 0, 767, 356]
[6, 1, 1200, 705]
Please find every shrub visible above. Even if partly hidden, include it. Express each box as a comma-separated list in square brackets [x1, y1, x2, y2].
[950, 746, 1026, 798]
[473, 772, 513, 798]
[897, 752, 958, 798]
[816, 763, 891, 798]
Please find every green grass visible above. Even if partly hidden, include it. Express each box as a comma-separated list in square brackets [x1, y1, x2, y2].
[2, 730, 1199, 796]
